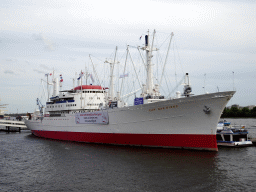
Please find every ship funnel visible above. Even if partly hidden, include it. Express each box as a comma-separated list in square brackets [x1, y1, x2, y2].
[145, 35, 148, 46]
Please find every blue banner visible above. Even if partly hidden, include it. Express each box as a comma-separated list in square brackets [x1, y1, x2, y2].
[134, 97, 143, 106]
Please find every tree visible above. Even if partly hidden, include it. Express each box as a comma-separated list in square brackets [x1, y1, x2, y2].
[221, 107, 230, 118]
[229, 106, 240, 117]
[241, 107, 250, 117]
[251, 107, 256, 117]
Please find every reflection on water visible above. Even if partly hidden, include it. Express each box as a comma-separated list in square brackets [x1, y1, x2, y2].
[1, 122, 256, 191]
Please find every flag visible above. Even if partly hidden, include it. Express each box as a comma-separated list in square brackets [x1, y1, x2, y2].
[60, 74, 63, 82]
[89, 74, 94, 83]
[119, 73, 129, 78]
[45, 73, 52, 77]
[139, 36, 142, 40]
[77, 72, 84, 80]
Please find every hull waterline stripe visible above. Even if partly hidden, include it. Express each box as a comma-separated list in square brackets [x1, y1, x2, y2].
[31, 130, 218, 151]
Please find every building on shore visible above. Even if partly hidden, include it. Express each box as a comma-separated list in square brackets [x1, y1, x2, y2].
[226, 104, 255, 110]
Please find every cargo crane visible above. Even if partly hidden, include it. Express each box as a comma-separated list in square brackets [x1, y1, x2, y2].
[36, 98, 44, 114]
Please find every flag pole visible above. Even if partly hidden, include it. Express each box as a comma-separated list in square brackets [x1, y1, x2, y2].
[232, 71, 234, 91]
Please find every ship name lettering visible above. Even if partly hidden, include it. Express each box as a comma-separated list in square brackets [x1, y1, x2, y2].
[149, 105, 178, 112]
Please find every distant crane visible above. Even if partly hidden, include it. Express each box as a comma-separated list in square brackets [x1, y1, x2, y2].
[36, 98, 44, 114]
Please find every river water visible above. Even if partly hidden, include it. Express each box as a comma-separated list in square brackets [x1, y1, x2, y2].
[1, 118, 256, 192]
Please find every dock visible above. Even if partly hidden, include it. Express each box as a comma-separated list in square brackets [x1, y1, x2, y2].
[0, 120, 28, 132]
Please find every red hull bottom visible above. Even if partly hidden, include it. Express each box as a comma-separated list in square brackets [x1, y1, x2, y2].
[31, 130, 218, 151]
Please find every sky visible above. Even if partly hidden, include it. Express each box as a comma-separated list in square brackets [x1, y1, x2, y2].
[0, 0, 255, 113]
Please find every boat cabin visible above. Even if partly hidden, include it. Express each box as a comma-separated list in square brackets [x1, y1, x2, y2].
[45, 85, 106, 112]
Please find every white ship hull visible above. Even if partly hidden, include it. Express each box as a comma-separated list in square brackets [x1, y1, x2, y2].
[25, 91, 235, 151]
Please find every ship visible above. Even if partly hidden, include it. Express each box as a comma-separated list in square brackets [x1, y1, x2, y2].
[0, 98, 8, 119]
[25, 30, 235, 151]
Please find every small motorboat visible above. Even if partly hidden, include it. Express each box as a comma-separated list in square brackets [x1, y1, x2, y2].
[216, 124, 253, 147]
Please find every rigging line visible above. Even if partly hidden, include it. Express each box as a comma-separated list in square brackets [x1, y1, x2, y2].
[155, 47, 165, 85]
[89, 55, 100, 85]
[128, 47, 142, 90]
[89, 54, 105, 64]
[163, 68, 171, 97]
[156, 31, 174, 35]
[173, 43, 178, 91]
[167, 75, 185, 98]
[158, 33, 172, 49]
[119, 48, 127, 61]
[174, 40, 184, 74]
[121, 76, 135, 100]
[160, 32, 174, 88]
[137, 47, 147, 70]
[120, 46, 129, 97]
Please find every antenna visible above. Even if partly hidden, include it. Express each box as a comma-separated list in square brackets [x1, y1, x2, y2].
[203, 73, 206, 93]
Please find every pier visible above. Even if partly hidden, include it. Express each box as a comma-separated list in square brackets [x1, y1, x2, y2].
[0, 120, 27, 132]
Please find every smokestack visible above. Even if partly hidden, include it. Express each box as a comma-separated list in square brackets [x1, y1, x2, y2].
[145, 35, 148, 46]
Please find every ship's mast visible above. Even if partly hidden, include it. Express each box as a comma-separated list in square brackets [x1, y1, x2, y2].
[143, 30, 157, 96]
[105, 46, 118, 101]
[47, 74, 49, 101]
[146, 30, 153, 95]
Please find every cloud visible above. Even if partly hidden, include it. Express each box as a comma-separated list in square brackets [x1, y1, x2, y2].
[32, 33, 55, 51]
[0, 0, 255, 112]
[6, 58, 15, 62]
[33, 69, 45, 74]
[4, 70, 15, 74]
[40, 64, 51, 70]
[32, 33, 43, 41]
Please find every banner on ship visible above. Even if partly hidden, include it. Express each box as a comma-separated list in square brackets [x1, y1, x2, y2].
[75, 111, 109, 124]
